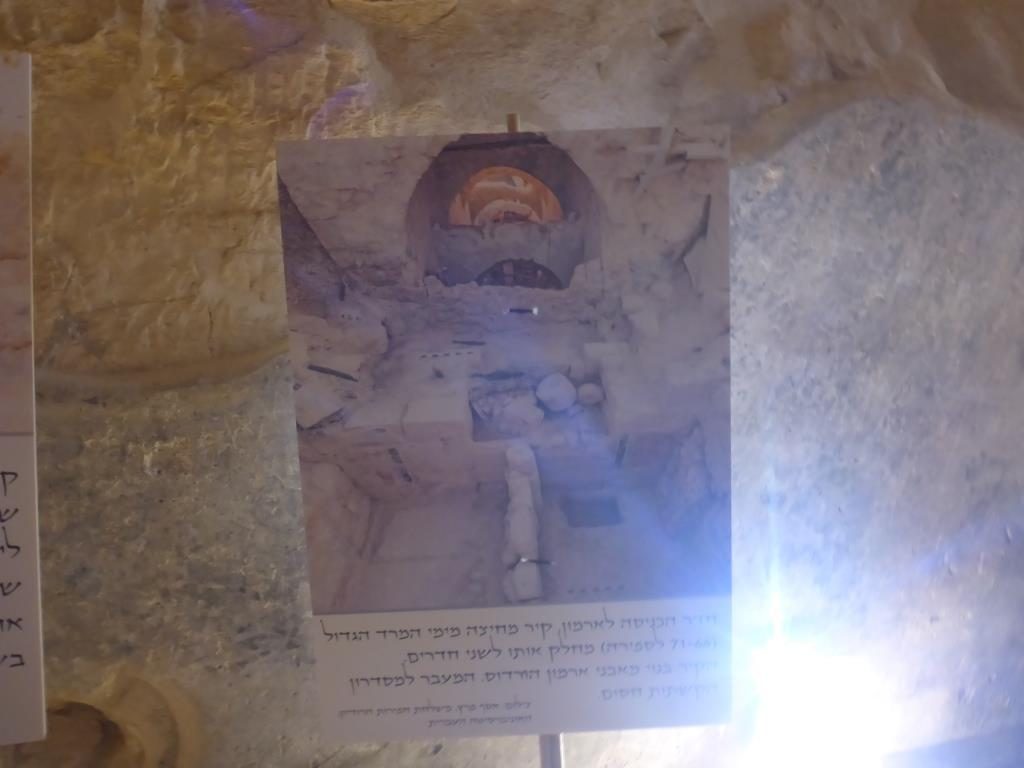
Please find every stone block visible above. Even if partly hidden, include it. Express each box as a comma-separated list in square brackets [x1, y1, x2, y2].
[301, 462, 371, 558]
[337, 446, 417, 501]
[505, 442, 543, 509]
[620, 292, 647, 314]
[536, 372, 577, 412]
[293, 310, 387, 358]
[341, 396, 405, 447]
[396, 441, 477, 494]
[503, 562, 542, 603]
[401, 392, 472, 442]
[292, 368, 348, 429]
[568, 257, 604, 294]
[628, 307, 661, 338]
[300, 462, 373, 613]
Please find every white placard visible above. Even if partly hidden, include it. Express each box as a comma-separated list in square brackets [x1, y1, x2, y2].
[279, 126, 732, 742]
[0, 51, 46, 746]
[0, 439, 45, 745]
[314, 597, 729, 741]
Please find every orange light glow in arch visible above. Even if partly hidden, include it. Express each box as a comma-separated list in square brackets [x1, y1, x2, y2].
[448, 166, 564, 227]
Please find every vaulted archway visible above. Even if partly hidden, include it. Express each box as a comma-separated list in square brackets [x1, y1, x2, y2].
[475, 258, 564, 290]
[448, 166, 563, 227]
[406, 133, 603, 289]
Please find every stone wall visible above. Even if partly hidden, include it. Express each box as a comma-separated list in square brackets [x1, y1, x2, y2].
[5, 1, 1024, 764]
[9, 0, 1024, 385]
[11, 97, 1024, 768]
[300, 461, 372, 614]
[430, 219, 586, 286]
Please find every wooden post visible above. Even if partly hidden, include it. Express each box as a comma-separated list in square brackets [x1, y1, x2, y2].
[539, 733, 564, 768]
[506, 112, 520, 134]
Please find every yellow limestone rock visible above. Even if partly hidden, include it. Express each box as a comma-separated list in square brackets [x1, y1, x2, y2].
[10, 666, 203, 768]
[328, 0, 458, 31]
[0, 0, 1022, 385]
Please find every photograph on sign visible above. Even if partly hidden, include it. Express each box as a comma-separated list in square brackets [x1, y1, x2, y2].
[277, 126, 730, 741]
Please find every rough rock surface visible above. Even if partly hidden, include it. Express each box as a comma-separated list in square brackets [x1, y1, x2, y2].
[2, 1, 1024, 765]
[6, 99, 1022, 767]
[2, 0, 1022, 384]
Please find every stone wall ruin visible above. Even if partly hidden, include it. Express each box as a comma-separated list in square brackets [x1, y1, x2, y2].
[281, 125, 730, 614]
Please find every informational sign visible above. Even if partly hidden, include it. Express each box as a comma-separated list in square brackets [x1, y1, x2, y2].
[315, 597, 728, 740]
[277, 125, 731, 741]
[0, 52, 46, 746]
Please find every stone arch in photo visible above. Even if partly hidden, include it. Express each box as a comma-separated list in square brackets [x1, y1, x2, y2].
[407, 133, 604, 289]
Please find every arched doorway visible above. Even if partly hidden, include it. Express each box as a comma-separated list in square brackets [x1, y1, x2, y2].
[449, 167, 563, 227]
[476, 259, 564, 290]
[406, 134, 603, 289]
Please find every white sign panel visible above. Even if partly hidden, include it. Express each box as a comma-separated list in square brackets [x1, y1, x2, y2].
[278, 125, 731, 741]
[315, 597, 729, 740]
[0, 51, 46, 746]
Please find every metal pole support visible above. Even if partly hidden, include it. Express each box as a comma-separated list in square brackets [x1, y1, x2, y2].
[539, 734, 564, 768]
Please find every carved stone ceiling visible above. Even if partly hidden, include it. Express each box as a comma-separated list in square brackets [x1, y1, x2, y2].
[1, 0, 1021, 386]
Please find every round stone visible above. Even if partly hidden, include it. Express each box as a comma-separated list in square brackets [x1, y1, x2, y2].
[536, 373, 577, 412]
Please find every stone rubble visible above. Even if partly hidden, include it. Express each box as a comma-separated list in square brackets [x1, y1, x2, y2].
[535, 372, 577, 412]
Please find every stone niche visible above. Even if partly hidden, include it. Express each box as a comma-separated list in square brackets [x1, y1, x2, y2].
[406, 133, 604, 288]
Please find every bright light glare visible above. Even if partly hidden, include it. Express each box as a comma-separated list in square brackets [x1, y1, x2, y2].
[744, 640, 895, 768]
